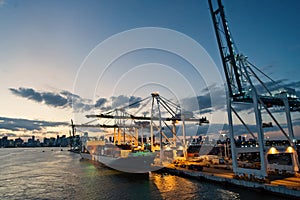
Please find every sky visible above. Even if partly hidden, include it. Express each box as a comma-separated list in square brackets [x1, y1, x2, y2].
[0, 0, 300, 141]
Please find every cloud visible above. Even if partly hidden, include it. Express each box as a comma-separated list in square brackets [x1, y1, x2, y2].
[0, 133, 17, 138]
[60, 90, 81, 99]
[42, 92, 68, 107]
[0, 116, 68, 132]
[109, 95, 142, 109]
[8, 85, 223, 115]
[10, 78, 299, 119]
[10, 87, 43, 102]
[10, 87, 68, 108]
[9, 87, 144, 113]
[60, 90, 94, 112]
[181, 85, 226, 113]
[10, 87, 95, 112]
[129, 96, 142, 108]
[111, 95, 129, 108]
[95, 98, 107, 108]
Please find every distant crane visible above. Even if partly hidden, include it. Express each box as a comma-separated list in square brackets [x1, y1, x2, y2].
[71, 92, 209, 163]
[209, 0, 300, 178]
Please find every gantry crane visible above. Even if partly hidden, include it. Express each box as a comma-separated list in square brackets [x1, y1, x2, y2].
[209, 0, 300, 178]
[72, 92, 209, 162]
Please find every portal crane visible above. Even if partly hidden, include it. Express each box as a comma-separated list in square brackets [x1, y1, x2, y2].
[71, 93, 209, 162]
[209, 0, 300, 178]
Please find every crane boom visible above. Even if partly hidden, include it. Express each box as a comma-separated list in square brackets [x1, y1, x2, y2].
[86, 114, 209, 124]
[208, 0, 243, 97]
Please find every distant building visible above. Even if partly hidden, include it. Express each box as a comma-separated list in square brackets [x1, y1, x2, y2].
[27, 135, 36, 147]
[15, 137, 24, 147]
[2, 136, 8, 147]
[43, 137, 50, 146]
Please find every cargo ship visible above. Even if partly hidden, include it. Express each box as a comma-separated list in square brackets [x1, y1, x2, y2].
[80, 139, 157, 173]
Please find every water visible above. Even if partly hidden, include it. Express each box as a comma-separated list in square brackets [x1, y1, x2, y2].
[0, 148, 285, 200]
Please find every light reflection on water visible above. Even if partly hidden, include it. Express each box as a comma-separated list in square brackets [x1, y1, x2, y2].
[0, 148, 285, 200]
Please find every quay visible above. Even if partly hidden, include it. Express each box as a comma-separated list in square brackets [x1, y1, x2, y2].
[157, 164, 300, 199]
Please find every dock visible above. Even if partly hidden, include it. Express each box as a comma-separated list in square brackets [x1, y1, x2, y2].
[157, 164, 300, 199]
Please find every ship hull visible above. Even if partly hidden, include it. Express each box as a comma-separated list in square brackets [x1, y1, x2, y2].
[83, 141, 158, 173]
[92, 153, 157, 173]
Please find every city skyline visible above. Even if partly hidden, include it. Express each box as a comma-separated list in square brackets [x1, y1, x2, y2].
[0, 0, 299, 140]
[0, 134, 79, 147]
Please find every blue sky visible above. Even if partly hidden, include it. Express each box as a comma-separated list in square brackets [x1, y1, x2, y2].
[0, 0, 299, 140]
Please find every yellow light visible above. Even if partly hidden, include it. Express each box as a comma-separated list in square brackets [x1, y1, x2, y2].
[178, 146, 183, 150]
[286, 146, 294, 153]
[165, 146, 171, 151]
[268, 147, 279, 154]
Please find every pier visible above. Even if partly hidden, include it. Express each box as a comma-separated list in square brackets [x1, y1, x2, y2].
[158, 164, 300, 199]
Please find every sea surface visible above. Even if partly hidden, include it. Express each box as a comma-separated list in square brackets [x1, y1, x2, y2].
[0, 147, 286, 200]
